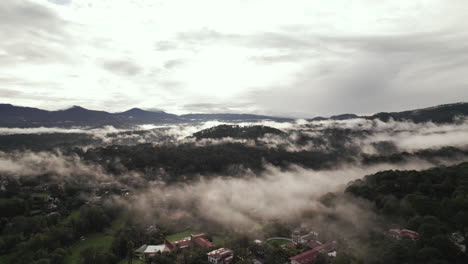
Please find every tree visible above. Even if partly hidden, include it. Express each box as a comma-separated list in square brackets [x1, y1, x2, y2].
[127, 241, 134, 264]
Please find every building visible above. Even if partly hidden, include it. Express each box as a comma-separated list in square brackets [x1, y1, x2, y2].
[290, 242, 337, 264]
[135, 244, 168, 258]
[305, 240, 322, 249]
[290, 249, 320, 264]
[136, 233, 215, 259]
[389, 229, 419, 240]
[164, 233, 215, 252]
[207, 248, 234, 264]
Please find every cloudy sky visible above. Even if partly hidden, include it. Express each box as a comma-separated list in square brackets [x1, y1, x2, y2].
[1, 0, 467, 117]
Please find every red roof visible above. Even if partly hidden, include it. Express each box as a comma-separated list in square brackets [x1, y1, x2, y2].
[314, 242, 336, 253]
[290, 249, 319, 264]
[164, 234, 215, 252]
[389, 229, 419, 239]
[165, 237, 192, 250]
[305, 240, 322, 249]
[194, 236, 214, 248]
[400, 229, 419, 238]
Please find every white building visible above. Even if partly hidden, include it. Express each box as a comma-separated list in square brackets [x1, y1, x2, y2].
[207, 248, 234, 264]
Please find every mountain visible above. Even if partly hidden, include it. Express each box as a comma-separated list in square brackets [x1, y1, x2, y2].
[1, 102, 467, 127]
[115, 108, 181, 124]
[306, 103, 468, 123]
[51, 106, 118, 126]
[0, 104, 122, 127]
[308, 114, 358, 121]
[0, 104, 291, 127]
[368, 102, 468, 123]
[0, 104, 50, 127]
[330, 113, 359, 120]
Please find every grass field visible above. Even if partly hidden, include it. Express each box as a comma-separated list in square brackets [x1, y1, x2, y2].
[63, 216, 128, 264]
[166, 230, 196, 242]
[109, 216, 127, 234]
[267, 239, 291, 246]
[212, 236, 225, 246]
[64, 233, 114, 264]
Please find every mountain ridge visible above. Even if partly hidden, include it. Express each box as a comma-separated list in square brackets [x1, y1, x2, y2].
[0, 102, 467, 127]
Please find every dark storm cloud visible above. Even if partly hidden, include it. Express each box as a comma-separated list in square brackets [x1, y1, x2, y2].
[0, 0, 71, 66]
[102, 60, 142, 76]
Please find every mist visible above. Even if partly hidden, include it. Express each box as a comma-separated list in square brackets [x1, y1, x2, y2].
[116, 158, 462, 236]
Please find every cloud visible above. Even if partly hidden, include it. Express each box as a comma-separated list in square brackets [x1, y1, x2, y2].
[155, 40, 178, 51]
[102, 59, 142, 76]
[119, 161, 447, 231]
[244, 30, 468, 116]
[1, 0, 467, 116]
[163, 59, 185, 69]
[0, 0, 71, 66]
[0, 150, 108, 180]
[48, 0, 72, 5]
[182, 102, 254, 113]
[176, 28, 242, 44]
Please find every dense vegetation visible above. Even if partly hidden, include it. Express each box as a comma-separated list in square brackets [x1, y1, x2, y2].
[1, 109, 468, 263]
[341, 162, 468, 264]
[368, 103, 468, 123]
[193, 125, 287, 139]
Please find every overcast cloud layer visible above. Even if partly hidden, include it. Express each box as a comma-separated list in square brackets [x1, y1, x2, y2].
[1, 0, 467, 117]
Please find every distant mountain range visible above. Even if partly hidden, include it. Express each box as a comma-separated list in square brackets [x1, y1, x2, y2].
[366, 103, 468, 123]
[0, 104, 292, 128]
[0, 102, 467, 127]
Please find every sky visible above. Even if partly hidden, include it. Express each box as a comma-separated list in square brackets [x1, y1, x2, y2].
[0, 0, 467, 118]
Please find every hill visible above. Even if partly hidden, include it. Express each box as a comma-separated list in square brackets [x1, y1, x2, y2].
[368, 102, 468, 123]
[192, 125, 287, 139]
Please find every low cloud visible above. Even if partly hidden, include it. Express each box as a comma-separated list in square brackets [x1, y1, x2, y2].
[118, 160, 450, 233]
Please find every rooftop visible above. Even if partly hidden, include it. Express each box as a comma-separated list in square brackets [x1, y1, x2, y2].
[290, 249, 319, 264]
[144, 244, 166, 254]
[207, 248, 233, 259]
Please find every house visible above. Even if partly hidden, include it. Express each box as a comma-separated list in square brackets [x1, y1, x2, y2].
[143, 245, 167, 257]
[290, 249, 320, 264]
[192, 234, 215, 248]
[313, 241, 337, 253]
[135, 244, 168, 258]
[207, 248, 234, 264]
[136, 233, 214, 259]
[305, 240, 322, 249]
[290, 241, 337, 264]
[163, 233, 214, 252]
[389, 229, 419, 240]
